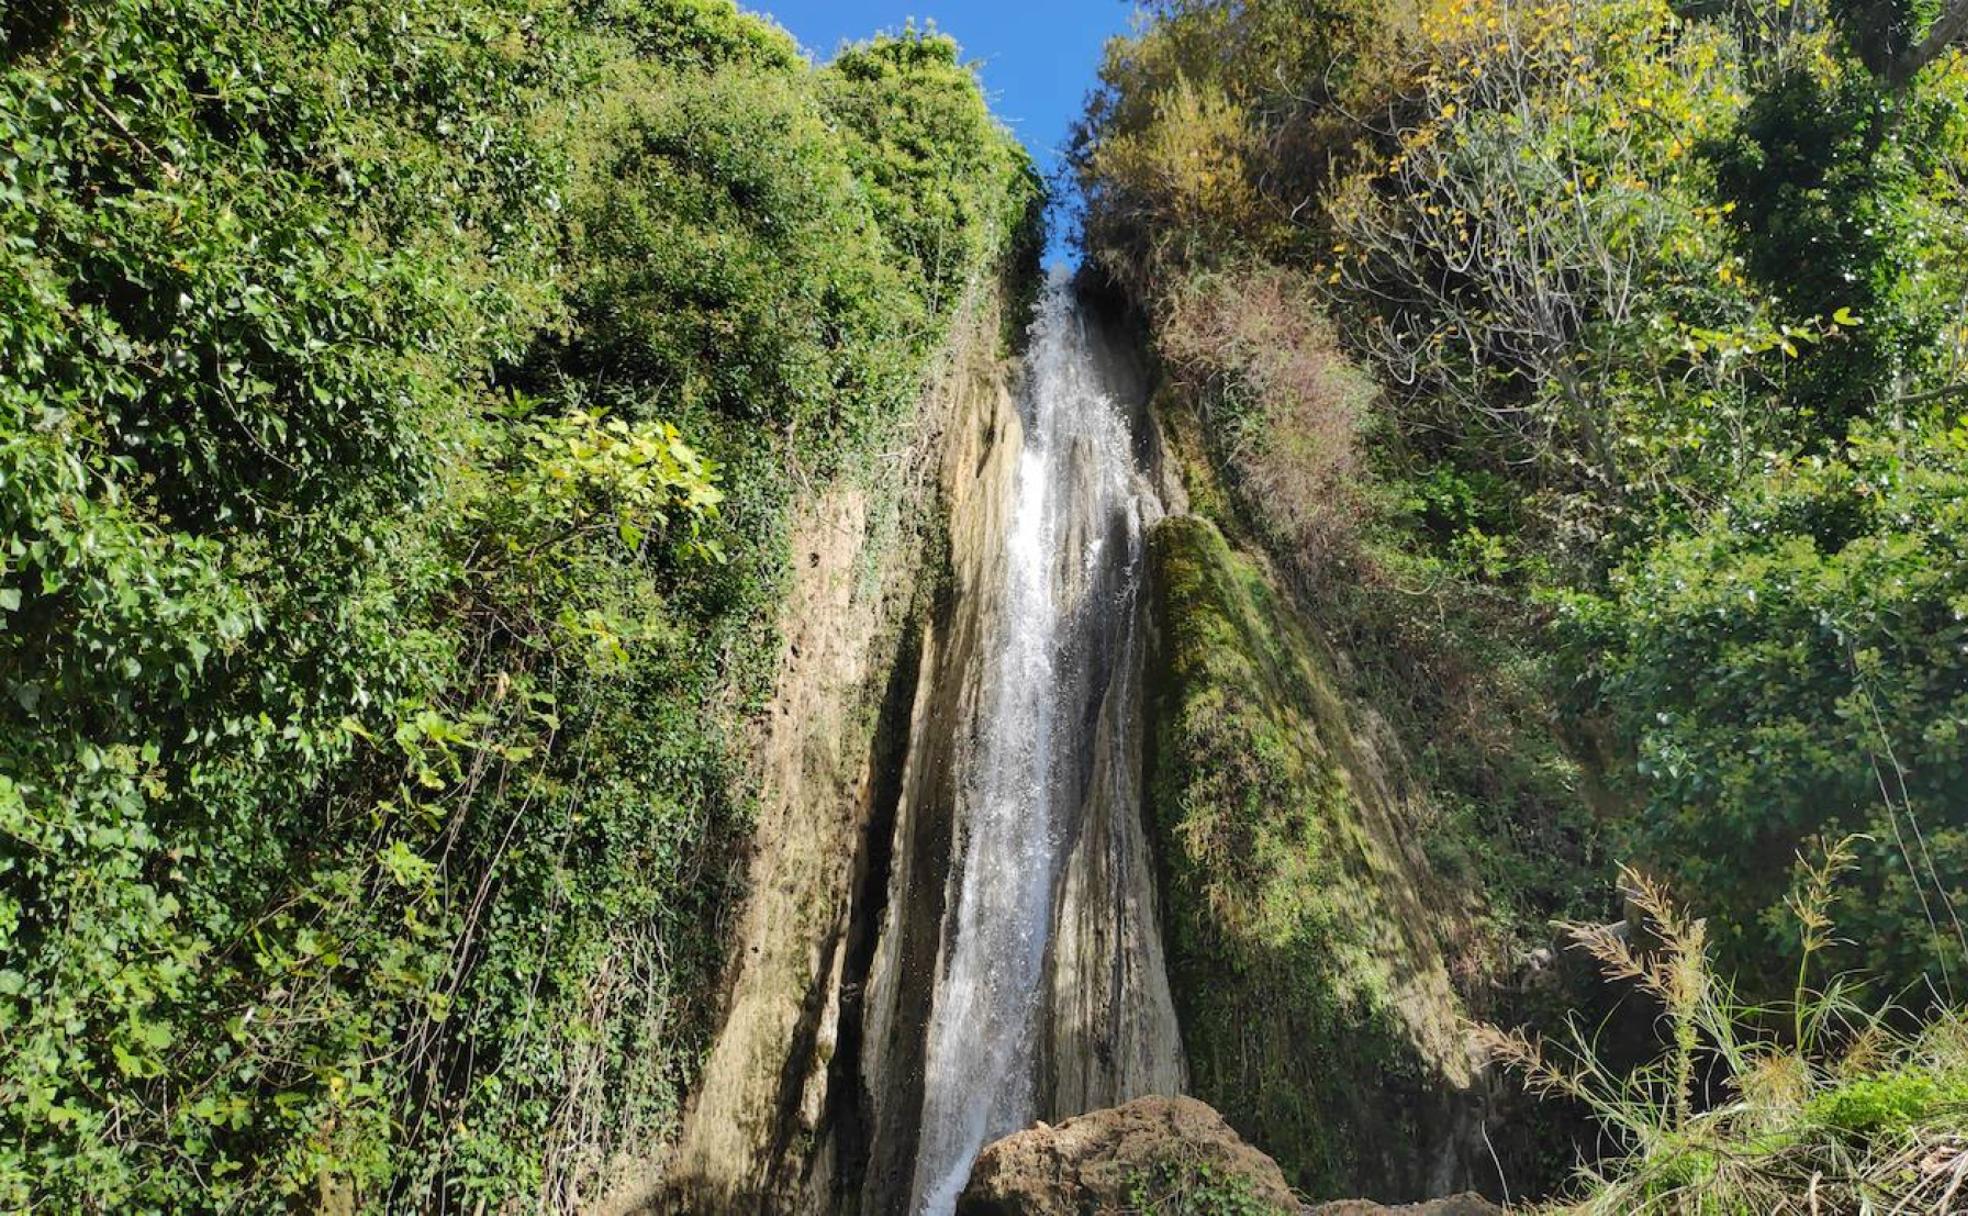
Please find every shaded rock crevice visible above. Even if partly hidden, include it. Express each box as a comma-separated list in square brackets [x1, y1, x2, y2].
[815, 617, 926, 1206]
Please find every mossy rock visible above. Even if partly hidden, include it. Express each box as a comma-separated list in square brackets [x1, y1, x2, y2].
[1144, 514, 1469, 1200]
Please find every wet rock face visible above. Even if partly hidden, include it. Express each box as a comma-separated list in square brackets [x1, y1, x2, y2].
[955, 1096, 1300, 1215]
[1033, 291, 1186, 1122]
[648, 284, 1022, 1216]
[651, 273, 1191, 1216]
[875, 278, 1187, 1215]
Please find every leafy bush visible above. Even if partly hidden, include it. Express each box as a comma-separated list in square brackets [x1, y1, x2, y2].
[1571, 415, 1968, 995]
[1327, 0, 1811, 570]
[1126, 1155, 1287, 1215]
[822, 28, 1045, 318]
[585, 0, 801, 72]
[0, 0, 1036, 1208]
[1709, 43, 1968, 432]
[1073, 0, 1404, 293]
[2, 0, 581, 1203]
[1080, 76, 1268, 284]
[1808, 1066, 1968, 1137]
[565, 60, 918, 446]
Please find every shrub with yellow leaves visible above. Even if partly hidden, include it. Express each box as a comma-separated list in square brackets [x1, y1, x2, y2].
[1330, 0, 1791, 560]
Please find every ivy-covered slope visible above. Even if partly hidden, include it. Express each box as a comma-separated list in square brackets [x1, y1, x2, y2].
[0, 1, 1038, 1208]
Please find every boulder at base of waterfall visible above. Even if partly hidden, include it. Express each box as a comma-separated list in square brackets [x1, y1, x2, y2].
[1305, 1198, 1502, 1215]
[955, 1095, 1300, 1215]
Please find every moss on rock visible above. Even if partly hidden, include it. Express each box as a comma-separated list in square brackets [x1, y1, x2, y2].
[1144, 514, 1475, 1200]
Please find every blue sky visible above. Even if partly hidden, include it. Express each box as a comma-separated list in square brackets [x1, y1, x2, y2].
[749, 1, 1139, 256]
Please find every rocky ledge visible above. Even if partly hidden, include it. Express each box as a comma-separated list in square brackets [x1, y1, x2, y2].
[955, 1095, 1502, 1216]
[1306, 1198, 1502, 1215]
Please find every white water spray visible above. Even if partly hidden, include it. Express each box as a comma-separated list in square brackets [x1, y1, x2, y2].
[907, 273, 1165, 1214]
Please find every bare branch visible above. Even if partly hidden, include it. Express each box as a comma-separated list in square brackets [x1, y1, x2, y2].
[1891, 0, 1968, 87]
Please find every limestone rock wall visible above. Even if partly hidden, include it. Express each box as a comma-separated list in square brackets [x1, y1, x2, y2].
[644, 281, 1204, 1216]
[850, 294, 1028, 1215]
[639, 281, 1024, 1214]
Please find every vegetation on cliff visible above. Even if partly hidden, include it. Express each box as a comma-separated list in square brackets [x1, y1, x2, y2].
[1076, 0, 1968, 1204]
[1144, 514, 1473, 1196]
[0, 1, 1037, 1207]
[12, 0, 1968, 1206]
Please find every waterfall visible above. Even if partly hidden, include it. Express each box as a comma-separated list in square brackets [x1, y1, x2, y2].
[906, 272, 1171, 1214]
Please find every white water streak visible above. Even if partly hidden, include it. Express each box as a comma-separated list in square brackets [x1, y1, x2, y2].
[909, 274, 1161, 1214]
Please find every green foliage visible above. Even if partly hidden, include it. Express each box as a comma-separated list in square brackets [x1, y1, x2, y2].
[514, 409, 724, 563]
[1124, 1156, 1288, 1215]
[585, 0, 802, 72]
[0, 0, 1036, 1207]
[1709, 48, 1968, 430]
[1144, 515, 1463, 1198]
[1326, 0, 1808, 570]
[1073, 0, 1403, 293]
[1808, 1066, 1968, 1136]
[822, 27, 1046, 318]
[1831, 0, 1943, 76]
[1, 0, 576, 1203]
[1572, 415, 1968, 995]
[560, 24, 1039, 466]
[566, 61, 916, 448]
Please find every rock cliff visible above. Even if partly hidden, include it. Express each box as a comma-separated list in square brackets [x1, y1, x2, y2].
[641, 280, 1025, 1212]
[643, 283, 1493, 1214]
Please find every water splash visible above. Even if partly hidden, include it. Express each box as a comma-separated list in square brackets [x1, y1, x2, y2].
[908, 273, 1164, 1214]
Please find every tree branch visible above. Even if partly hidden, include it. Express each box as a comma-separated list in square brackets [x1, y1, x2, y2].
[1891, 0, 1968, 87]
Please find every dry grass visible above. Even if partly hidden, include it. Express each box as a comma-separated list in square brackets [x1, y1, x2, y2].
[1160, 263, 1374, 568]
[1477, 843, 1968, 1214]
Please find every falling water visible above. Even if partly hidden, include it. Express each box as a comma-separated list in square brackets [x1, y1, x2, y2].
[907, 272, 1165, 1214]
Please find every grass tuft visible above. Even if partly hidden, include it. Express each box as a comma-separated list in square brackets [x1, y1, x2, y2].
[1481, 839, 1968, 1213]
